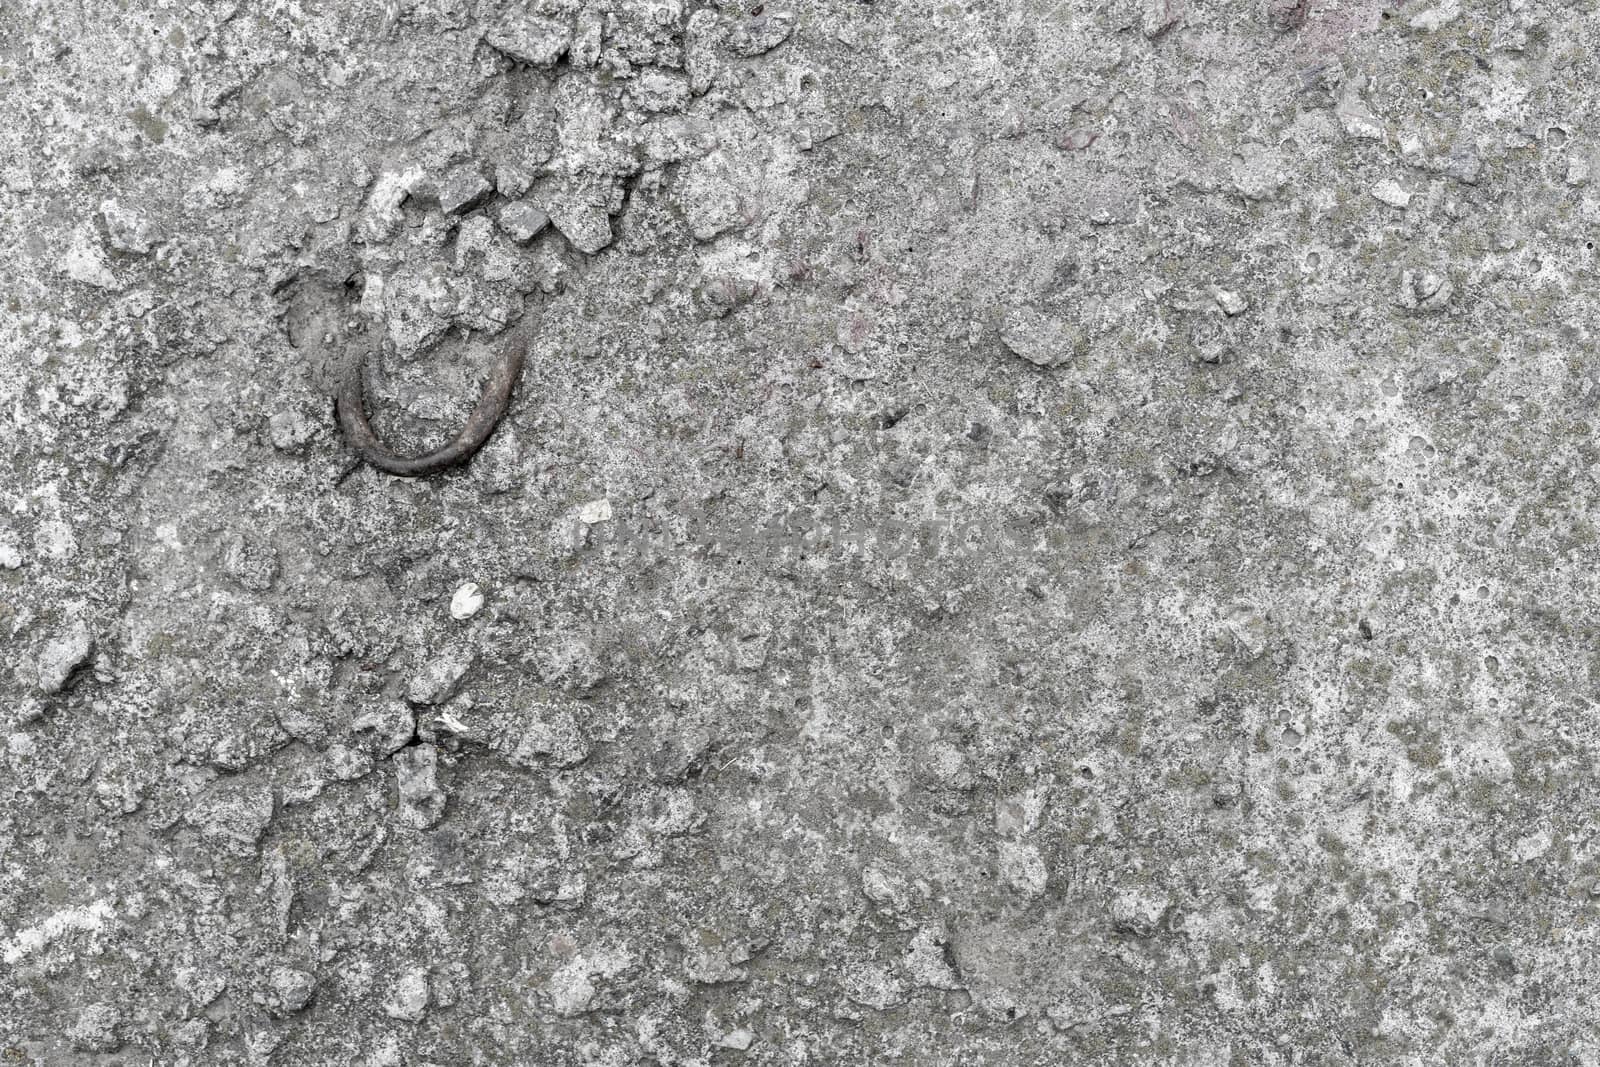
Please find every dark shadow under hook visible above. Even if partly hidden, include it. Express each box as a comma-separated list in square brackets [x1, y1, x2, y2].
[335, 325, 528, 478]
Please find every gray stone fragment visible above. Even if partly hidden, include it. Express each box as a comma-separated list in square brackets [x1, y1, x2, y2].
[685, 10, 724, 94]
[351, 702, 417, 757]
[1140, 0, 1181, 37]
[1336, 82, 1385, 140]
[1370, 179, 1411, 209]
[395, 744, 447, 829]
[1110, 888, 1171, 937]
[485, 13, 571, 66]
[1567, 154, 1591, 186]
[675, 151, 745, 242]
[997, 840, 1047, 898]
[384, 967, 431, 1021]
[1398, 269, 1454, 311]
[498, 200, 550, 244]
[187, 783, 275, 856]
[729, 10, 793, 56]
[506, 704, 591, 769]
[268, 407, 315, 453]
[1265, 0, 1309, 32]
[359, 166, 423, 242]
[100, 199, 160, 253]
[1210, 287, 1249, 317]
[68, 1004, 122, 1053]
[35, 622, 94, 694]
[1446, 146, 1481, 185]
[1230, 142, 1284, 202]
[34, 519, 76, 562]
[902, 927, 964, 990]
[261, 967, 317, 1017]
[536, 177, 619, 257]
[175, 966, 228, 1008]
[406, 648, 474, 706]
[717, 1029, 756, 1051]
[549, 200, 614, 255]
[1000, 314, 1083, 369]
[62, 223, 119, 290]
[510, 102, 558, 169]
[629, 71, 692, 113]
[494, 161, 534, 199]
[324, 743, 374, 781]
[170, 1018, 210, 1051]
[570, 9, 603, 67]
[439, 165, 492, 215]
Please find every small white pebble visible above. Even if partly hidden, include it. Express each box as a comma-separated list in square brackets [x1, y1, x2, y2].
[0, 541, 20, 569]
[1371, 179, 1411, 209]
[578, 499, 613, 524]
[1211, 287, 1248, 317]
[450, 582, 485, 620]
[717, 1029, 755, 1051]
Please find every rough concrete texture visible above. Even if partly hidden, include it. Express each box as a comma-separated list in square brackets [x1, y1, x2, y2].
[2, 0, 1598, 1063]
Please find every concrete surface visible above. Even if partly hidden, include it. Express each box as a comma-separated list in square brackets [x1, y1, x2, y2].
[3, 0, 1599, 1063]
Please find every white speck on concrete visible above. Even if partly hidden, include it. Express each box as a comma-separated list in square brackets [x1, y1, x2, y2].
[1371, 180, 1412, 209]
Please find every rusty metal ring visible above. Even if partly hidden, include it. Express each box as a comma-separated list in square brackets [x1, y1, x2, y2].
[335, 327, 528, 478]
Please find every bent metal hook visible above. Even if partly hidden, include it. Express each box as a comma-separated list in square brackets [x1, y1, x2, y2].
[335, 325, 528, 478]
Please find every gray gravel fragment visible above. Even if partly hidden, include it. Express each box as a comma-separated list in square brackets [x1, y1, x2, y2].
[67, 1004, 122, 1053]
[406, 648, 474, 706]
[506, 703, 590, 769]
[351, 703, 417, 757]
[497, 200, 550, 244]
[174, 966, 227, 1008]
[324, 742, 374, 781]
[1000, 314, 1083, 369]
[439, 165, 493, 215]
[62, 223, 119, 289]
[1371, 179, 1412, 209]
[1398, 268, 1455, 311]
[547, 195, 614, 254]
[902, 927, 963, 990]
[384, 967, 431, 1021]
[685, 10, 723, 94]
[729, 10, 793, 57]
[485, 13, 572, 66]
[676, 151, 745, 242]
[268, 407, 316, 452]
[629, 70, 691, 114]
[186, 783, 275, 856]
[34, 622, 94, 694]
[100, 199, 159, 253]
[261, 967, 318, 1017]
[395, 744, 447, 829]
[1210, 286, 1249, 317]
[570, 9, 603, 67]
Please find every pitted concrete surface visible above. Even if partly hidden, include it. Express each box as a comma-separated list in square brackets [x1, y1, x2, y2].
[4, 1, 1600, 1063]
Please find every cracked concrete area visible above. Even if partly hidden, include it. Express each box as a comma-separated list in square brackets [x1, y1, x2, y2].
[4, 0, 1600, 1063]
